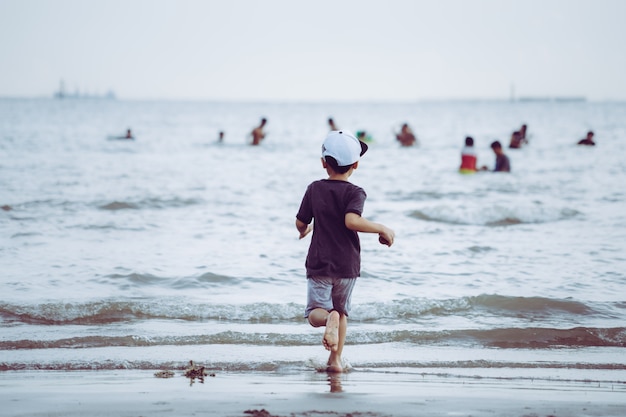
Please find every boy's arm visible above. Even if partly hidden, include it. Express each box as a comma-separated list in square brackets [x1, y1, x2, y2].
[345, 212, 395, 247]
[296, 218, 313, 239]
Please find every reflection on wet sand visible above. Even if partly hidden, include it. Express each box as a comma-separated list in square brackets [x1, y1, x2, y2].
[328, 373, 343, 393]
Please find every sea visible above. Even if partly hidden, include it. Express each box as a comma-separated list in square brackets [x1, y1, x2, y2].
[1, 98, 625, 387]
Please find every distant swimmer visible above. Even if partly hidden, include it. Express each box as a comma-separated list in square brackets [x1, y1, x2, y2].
[459, 136, 478, 174]
[108, 128, 133, 140]
[218, 131, 224, 143]
[480, 140, 510, 172]
[509, 130, 523, 149]
[520, 124, 529, 143]
[356, 130, 373, 143]
[395, 123, 417, 147]
[328, 117, 339, 131]
[251, 118, 267, 145]
[577, 131, 595, 146]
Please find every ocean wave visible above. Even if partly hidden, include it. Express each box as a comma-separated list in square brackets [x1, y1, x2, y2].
[2, 357, 625, 373]
[0, 360, 292, 372]
[70, 224, 147, 231]
[99, 201, 138, 210]
[352, 294, 599, 320]
[10, 231, 43, 239]
[2, 327, 625, 350]
[354, 360, 626, 372]
[6, 196, 203, 215]
[98, 197, 202, 211]
[467, 294, 594, 315]
[388, 190, 473, 201]
[94, 272, 282, 291]
[0, 294, 615, 325]
[0, 300, 304, 325]
[408, 205, 580, 226]
[356, 326, 626, 348]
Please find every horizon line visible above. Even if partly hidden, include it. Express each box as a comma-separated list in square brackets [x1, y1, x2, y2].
[0, 94, 617, 104]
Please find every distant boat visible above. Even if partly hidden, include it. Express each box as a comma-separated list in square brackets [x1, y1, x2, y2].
[54, 79, 116, 100]
[517, 96, 586, 103]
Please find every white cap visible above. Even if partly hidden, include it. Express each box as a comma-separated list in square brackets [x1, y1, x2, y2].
[321, 130, 368, 166]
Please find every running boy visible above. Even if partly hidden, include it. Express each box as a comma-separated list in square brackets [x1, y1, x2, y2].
[295, 130, 395, 373]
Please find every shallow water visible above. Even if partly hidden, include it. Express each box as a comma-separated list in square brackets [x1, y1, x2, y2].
[1, 98, 625, 383]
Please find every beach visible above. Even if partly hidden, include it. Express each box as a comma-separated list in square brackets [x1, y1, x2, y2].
[1, 98, 625, 416]
[2, 369, 625, 417]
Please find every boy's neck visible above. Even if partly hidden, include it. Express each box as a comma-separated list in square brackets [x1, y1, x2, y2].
[327, 172, 351, 181]
[322, 159, 357, 181]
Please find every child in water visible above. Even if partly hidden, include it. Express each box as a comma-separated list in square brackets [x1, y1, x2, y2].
[459, 136, 478, 174]
[295, 130, 395, 373]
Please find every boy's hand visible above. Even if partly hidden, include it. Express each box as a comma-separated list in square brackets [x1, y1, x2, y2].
[378, 228, 395, 247]
[296, 219, 312, 239]
[299, 224, 313, 239]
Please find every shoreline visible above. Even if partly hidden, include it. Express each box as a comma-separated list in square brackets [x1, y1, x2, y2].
[1, 369, 624, 417]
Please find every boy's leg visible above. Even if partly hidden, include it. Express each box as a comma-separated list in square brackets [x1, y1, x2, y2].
[308, 308, 340, 351]
[305, 277, 355, 372]
[326, 313, 347, 373]
[308, 308, 347, 372]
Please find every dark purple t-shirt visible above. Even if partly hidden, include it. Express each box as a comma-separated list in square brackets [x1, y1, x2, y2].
[296, 179, 366, 278]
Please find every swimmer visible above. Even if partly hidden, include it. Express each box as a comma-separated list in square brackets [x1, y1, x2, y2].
[459, 136, 478, 173]
[577, 131, 595, 146]
[395, 123, 417, 147]
[251, 118, 267, 145]
[480, 140, 511, 172]
[509, 131, 523, 149]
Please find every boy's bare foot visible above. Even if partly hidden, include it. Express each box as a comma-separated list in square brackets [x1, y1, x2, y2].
[326, 355, 343, 373]
[323, 310, 340, 352]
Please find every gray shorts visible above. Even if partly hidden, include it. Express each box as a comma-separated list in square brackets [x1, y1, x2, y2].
[304, 276, 357, 318]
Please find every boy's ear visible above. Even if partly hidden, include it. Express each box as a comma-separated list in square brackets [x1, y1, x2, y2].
[321, 157, 327, 168]
[352, 161, 359, 170]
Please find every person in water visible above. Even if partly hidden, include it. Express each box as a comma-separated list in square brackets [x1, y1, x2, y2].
[251, 118, 267, 145]
[509, 130, 523, 149]
[356, 130, 373, 142]
[481, 140, 511, 172]
[328, 117, 339, 131]
[519, 124, 528, 143]
[459, 136, 478, 174]
[395, 123, 417, 147]
[577, 131, 595, 146]
[218, 131, 224, 143]
[124, 129, 133, 139]
[295, 130, 395, 373]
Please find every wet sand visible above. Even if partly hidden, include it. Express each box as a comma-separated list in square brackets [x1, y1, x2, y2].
[1, 370, 625, 417]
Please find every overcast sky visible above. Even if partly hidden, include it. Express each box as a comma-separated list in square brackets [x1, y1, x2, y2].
[1, 0, 625, 101]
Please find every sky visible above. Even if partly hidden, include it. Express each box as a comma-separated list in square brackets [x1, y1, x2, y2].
[1, 0, 625, 102]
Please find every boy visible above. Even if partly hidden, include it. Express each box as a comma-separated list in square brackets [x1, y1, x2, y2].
[295, 130, 395, 373]
[480, 140, 511, 172]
